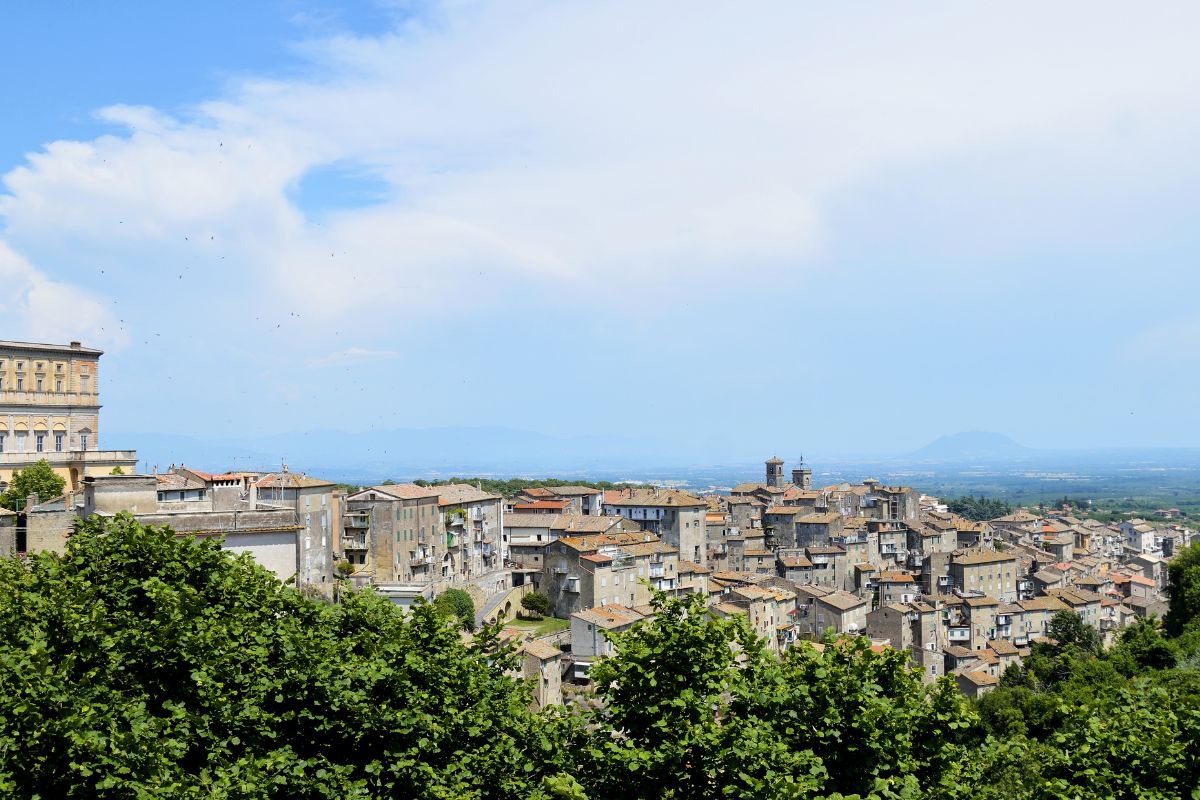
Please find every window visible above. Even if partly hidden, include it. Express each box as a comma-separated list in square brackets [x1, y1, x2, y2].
[80, 434, 89, 450]
[0, 434, 4, 453]
[36, 378, 43, 392]
[16, 378, 22, 391]
[54, 380, 62, 393]
[35, 434, 44, 453]
[54, 434, 63, 452]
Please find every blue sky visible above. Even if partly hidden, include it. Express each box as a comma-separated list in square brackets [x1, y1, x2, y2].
[2, 1, 1199, 460]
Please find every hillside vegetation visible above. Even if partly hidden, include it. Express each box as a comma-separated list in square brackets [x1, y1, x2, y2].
[1, 516, 1199, 798]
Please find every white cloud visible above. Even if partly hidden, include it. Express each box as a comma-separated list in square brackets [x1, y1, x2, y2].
[0, 241, 125, 348]
[4, 1, 1200, 332]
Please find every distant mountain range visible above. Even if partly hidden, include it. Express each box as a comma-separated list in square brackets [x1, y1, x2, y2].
[111, 426, 689, 483]
[910, 431, 1031, 461]
[109, 426, 1200, 486]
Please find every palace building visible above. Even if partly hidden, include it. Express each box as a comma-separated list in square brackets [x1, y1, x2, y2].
[0, 340, 137, 494]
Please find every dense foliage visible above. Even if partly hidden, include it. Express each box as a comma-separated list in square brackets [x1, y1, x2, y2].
[0, 514, 562, 798]
[433, 588, 476, 631]
[521, 591, 551, 616]
[2, 522, 1200, 799]
[941, 495, 1011, 521]
[0, 458, 66, 510]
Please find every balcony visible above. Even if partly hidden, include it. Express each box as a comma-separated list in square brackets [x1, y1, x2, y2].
[564, 577, 580, 593]
[342, 536, 368, 550]
[649, 564, 665, 578]
[344, 514, 370, 529]
[0, 449, 137, 467]
[0, 389, 99, 406]
[410, 556, 432, 567]
[948, 627, 970, 642]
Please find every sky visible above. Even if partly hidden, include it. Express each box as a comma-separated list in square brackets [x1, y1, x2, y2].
[3, 1, 1200, 461]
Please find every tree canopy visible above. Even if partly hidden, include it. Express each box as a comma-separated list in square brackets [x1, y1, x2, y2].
[0, 513, 563, 798]
[1, 514, 1199, 799]
[0, 458, 66, 510]
[941, 495, 1011, 521]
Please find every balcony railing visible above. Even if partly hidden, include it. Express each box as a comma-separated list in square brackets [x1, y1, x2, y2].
[344, 514, 370, 529]
[0, 449, 136, 465]
[342, 536, 368, 550]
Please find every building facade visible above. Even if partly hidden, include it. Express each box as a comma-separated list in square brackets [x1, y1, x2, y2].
[0, 340, 137, 491]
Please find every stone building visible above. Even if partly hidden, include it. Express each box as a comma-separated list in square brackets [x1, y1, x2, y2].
[434, 483, 506, 590]
[0, 340, 137, 491]
[343, 484, 446, 588]
[949, 550, 1018, 602]
[602, 487, 707, 566]
[254, 472, 340, 590]
[542, 530, 678, 618]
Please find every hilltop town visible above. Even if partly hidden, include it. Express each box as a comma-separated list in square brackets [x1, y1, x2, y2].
[0, 338, 1188, 705]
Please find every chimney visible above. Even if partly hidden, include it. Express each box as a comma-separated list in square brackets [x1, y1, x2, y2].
[69, 341, 81, 349]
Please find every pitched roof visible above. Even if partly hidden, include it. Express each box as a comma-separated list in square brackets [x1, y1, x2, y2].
[351, 483, 439, 501]
[817, 590, 867, 611]
[603, 488, 706, 508]
[434, 483, 502, 505]
[156, 473, 206, 491]
[522, 640, 562, 660]
[953, 549, 1016, 566]
[255, 472, 335, 490]
[572, 604, 646, 629]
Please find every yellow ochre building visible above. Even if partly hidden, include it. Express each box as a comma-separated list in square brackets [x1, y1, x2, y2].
[0, 339, 137, 493]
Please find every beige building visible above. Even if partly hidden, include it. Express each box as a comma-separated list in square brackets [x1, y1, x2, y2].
[949, 550, 1018, 602]
[0, 340, 137, 491]
[521, 639, 563, 707]
[343, 484, 446, 588]
[542, 530, 679, 618]
[602, 488, 707, 566]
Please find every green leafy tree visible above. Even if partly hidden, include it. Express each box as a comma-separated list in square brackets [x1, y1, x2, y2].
[580, 592, 825, 799]
[0, 513, 566, 798]
[521, 591, 551, 617]
[943, 495, 1012, 521]
[1043, 610, 1101, 655]
[1166, 541, 1200, 637]
[433, 588, 476, 631]
[748, 636, 982, 798]
[110, 465, 126, 475]
[1107, 618, 1177, 675]
[0, 458, 66, 510]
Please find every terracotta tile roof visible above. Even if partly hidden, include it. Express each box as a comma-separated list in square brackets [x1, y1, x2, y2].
[603, 488, 706, 508]
[256, 472, 335, 490]
[953, 549, 1016, 566]
[351, 484, 439, 501]
[522, 640, 562, 660]
[798, 512, 842, 524]
[572, 604, 646, 629]
[434, 483, 502, 505]
[817, 590, 867, 611]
